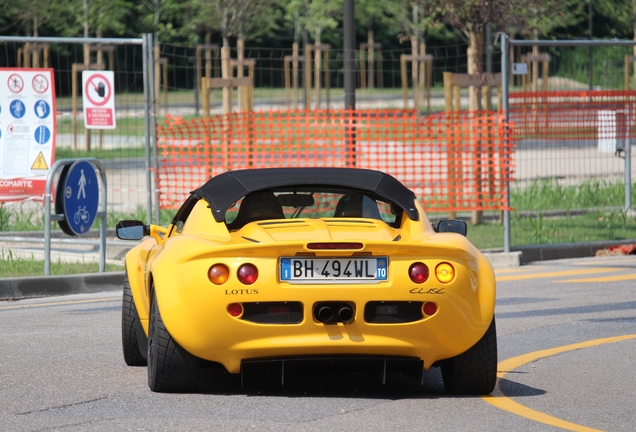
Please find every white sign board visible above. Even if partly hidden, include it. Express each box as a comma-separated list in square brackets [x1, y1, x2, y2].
[512, 63, 528, 75]
[597, 110, 627, 154]
[0, 68, 56, 201]
[82, 71, 116, 129]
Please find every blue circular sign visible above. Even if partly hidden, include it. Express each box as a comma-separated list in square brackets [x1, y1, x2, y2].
[34, 100, 51, 118]
[59, 161, 99, 236]
[34, 125, 51, 144]
[10, 100, 25, 118]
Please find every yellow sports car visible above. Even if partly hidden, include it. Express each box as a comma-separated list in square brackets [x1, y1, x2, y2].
[117, 167, 497, 394]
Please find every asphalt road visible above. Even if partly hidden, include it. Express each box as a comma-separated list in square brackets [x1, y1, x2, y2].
[1, 254, 635, 431]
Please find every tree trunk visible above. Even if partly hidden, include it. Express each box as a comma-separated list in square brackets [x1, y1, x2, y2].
[237, 39, 245, 111]
[467, 29, 483, 111]
[410, 36, 419, 110]
[368, 29, 374, 90]
[633, 0, 636, 89]
[315, 28, 323, 109]
[532, 28, 539, 92]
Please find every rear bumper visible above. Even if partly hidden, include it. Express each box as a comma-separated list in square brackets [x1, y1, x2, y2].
[160, 296, 493, 373]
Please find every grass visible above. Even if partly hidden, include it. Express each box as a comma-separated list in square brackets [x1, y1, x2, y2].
[1, 179, 634, 277]
[0, 250, 124, 278]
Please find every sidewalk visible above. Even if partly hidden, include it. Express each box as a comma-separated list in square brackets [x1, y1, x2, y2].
[2, 231, 634, 301]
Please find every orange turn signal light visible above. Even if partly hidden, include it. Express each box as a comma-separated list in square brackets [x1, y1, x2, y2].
[435, 263, 455, 283]
[208, 264, 230, 285]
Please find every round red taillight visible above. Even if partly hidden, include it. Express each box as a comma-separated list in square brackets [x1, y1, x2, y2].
[208, 264, 230, 285]
[237, 263, 258, 285]
[228, 303, 243, 317]
[408, 262, 429, 284]
[423, 302, 437, 316]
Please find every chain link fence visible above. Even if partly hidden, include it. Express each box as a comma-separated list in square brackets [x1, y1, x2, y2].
[505, 39, 636, 248]
[1, 36, 635, 251]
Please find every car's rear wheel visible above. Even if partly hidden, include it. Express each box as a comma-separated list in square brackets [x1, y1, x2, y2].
[441, 317, 498, 395]
[147, 289, 200, 392]
[121, 274, 147, 366]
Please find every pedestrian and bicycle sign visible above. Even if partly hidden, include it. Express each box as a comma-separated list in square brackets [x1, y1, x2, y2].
[0, 68, 56, 201]
[45, 158, 107, 274]
[82, 71, 116, 129]
[55, 160, 99, 236]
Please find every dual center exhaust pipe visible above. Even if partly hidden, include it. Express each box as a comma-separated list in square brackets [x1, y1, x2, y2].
[314, 302, 355, 324]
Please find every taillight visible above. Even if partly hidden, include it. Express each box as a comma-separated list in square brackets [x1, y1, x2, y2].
[435, 263, 455, 283]
[237, 263, 258, 284]
[423, 302, 437, 316]
[228, 303, 243, 317]
[408, 262, 429, 283]
[208, 264, 230, 285]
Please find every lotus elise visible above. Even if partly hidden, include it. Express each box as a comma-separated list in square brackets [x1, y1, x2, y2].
[117, 167, 497, 394]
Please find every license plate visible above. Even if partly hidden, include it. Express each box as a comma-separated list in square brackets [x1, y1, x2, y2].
[280, 257, 388, 284]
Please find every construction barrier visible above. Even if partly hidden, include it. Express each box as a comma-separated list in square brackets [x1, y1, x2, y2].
[509, 90, 636, 140]
[156, 109, 515, 214]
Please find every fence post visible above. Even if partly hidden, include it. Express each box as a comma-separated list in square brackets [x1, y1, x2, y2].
[501, 34, 511, 253]
[142, 33, 153, 224]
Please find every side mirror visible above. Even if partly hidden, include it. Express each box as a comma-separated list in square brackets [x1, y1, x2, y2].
[116, 220, 149, 240]
[435, 219, 467, 236]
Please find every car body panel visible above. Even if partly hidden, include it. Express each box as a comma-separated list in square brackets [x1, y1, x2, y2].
[124, 195, 495, 374]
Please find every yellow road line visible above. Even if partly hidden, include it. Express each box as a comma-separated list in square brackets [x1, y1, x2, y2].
[495, 266, 546, 274]
[482, 334, 636, 431]
[0, 297, 120, 310]
[559, 274, 636, 283]
[496, 267, 623, 282]
[574, 255, 636, 266]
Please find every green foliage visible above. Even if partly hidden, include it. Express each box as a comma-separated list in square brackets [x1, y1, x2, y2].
[510, 0, 585, 38]
[0, 249, 123, 277]
[511, 179, 628, 211]
[0, 204, 45, 232]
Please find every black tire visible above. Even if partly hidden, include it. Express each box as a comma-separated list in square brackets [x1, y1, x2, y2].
[147, 290, 200, 392]
[441, 317, 498, 395]
[122, 274, 147, 366]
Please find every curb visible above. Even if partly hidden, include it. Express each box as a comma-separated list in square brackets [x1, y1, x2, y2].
[483, 251, 522, 268]
[0, 271, 125, 301]
[512, 239, 636, 264]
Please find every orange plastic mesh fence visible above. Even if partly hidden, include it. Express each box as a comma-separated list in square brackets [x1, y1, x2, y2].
[156, 109, 515, 213]
[509, 90, 636, 140]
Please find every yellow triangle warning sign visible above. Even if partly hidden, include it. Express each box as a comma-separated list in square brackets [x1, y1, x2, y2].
[31, 152, 49, 170]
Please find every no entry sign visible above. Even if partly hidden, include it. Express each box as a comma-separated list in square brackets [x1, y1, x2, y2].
[82, 71, 116, 129]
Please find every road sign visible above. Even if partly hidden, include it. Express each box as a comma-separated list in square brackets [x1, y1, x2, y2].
[82, 71, 116, 129]
[7, 74, 24, 93]
[512, 63, 528, 75]
[55, 160, 99, 236]
[32, 74, 49, 93]
[0, 68, 56, 201]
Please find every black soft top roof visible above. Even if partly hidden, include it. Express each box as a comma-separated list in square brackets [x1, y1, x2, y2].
[193, 167, 419, 222]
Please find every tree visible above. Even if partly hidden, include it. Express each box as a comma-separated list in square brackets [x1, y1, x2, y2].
[384, 0, 443, 108]
[384, 0, 442, 55]
[511, 0, 584, 40]
[5, 0, 62, 37]
[355, 0, 387, 89]
[136, 0, 186, 43]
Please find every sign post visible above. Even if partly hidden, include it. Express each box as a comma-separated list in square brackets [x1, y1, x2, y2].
[44, 158, 107, 275]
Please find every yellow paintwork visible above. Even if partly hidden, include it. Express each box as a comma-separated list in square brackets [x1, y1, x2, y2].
[126, 199, 495, 374]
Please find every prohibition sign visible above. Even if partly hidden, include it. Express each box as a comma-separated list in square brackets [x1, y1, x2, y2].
[8, 74, 24, 93]
[32, 74, 49, 93]
[84, 74, 112, 107]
